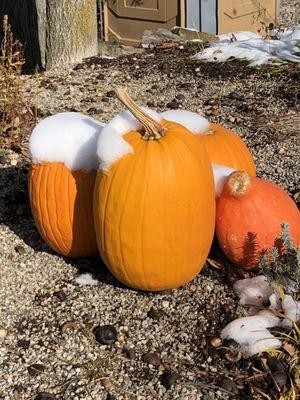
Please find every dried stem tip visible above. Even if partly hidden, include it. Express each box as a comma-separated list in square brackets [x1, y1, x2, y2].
[227, 171, 250, 195]
[117, 89, 167, 140]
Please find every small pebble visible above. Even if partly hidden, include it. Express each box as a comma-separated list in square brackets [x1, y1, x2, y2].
[0, 328, 7, 339]
[53, 291, 67, 301]
[123, 347, 135, 360]
[15, 245, 26, 255]
[142, 352, 161, 366]
[160, 371, 180, 389]
[162, 301, 170, 309]
[147, 307, 165, 321]
[94, 325, 118, 345]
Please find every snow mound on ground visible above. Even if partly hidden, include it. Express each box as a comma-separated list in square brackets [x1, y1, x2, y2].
[221, 275, 300, 355]
[280, 295, 300, 328]
[233, 275, 273, 307]
[29, 112, 105, 171]
[212, 164, 235, 197]
[97, 107, 162, 171]
[161, 110, 210, 134]
[193, 27, 300, 66]
[221, 313, 281, 355]
[278, 25, 300, 41]
[74, 273, 98, 286]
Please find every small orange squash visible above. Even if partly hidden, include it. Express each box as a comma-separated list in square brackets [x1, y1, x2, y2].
[161, 110, 256, 175]
[93, 91, 215, 291]
[28, 112, 104, 258]
[216, 171, 300, 270]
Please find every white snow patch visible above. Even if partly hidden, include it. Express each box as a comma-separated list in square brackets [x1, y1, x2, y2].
[278, 25, 300, 41]
[221, 313, 281, 355]
[74, 273, 98, 286]
[218, 31, 262, 42]
[212, 164, 235, 197]
[97, 107, 162, 171]
[193, 28, 300, 66]
[29, 112, 105, 171]
[221, 275, 300, 355]
[161, 109, 210, 134]
[280, 295, 300, 328]
[233, 275, 273, 307]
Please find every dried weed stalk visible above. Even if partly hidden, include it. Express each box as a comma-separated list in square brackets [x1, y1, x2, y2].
[0, 15, 33, 156]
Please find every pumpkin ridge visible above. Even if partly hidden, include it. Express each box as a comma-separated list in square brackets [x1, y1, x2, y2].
[117, 142, 147, 288]
[138, 143, 153, 290]
[53, 164, 69, 254]
[164, 133, 210, 183]
[42, 165, 61, 253]
[101, 168, 118, 267]
[217, 132, 243, 170]
[223, 132, 253, 172]
[157, 140, 169, 288]
[160, 136, 191, 286]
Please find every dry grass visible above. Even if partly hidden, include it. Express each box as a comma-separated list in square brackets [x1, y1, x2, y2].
[0, 15, 33, 157]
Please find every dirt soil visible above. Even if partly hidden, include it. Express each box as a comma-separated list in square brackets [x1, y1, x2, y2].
[0, 47, 299, 400]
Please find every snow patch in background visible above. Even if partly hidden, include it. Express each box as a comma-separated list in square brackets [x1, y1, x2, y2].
[194, 26, 300, 66]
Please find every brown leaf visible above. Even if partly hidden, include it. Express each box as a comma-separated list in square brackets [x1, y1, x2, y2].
[283, 342, 296, 357]
[210, 337, 222, 347]
[207, 258, 226, 270]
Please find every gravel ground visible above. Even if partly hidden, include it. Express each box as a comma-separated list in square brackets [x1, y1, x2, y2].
[278, 0, 300, 27]
[1, 21, 300, 400]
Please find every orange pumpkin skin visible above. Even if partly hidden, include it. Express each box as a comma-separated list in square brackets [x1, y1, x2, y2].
[29, 162, 98, 258]
[198, 123, 256, 176]
[216, 171, 300, 270]
[94, 121, 215, 291]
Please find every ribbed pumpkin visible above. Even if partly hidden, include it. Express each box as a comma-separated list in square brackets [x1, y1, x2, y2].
[200, 123, 256, 176]
[28, 112, 104, 258]
[216, 171, 300, 270]
[161, 110, 256, 176]
[94, 91, 215, 291]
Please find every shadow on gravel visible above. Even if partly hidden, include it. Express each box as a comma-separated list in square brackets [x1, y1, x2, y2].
[0, 163, 59, 255]
[0, 163, 137, 290]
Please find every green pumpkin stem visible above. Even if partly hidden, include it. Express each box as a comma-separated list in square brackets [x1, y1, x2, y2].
[116, 89, 167, 140]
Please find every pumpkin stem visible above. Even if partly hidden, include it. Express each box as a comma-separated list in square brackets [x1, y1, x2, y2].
[117, 89, 167, 140]
[227, 171, 250, 195]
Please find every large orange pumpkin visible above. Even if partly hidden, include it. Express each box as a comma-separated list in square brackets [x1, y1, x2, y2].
[161, 110, 256, 175]
[29, 163, 98, 257]
[216, 171, 300, 270]
[93, 91, 215, 291]
[28, 112, 104, 258]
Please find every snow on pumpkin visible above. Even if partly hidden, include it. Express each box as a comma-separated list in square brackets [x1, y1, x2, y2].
[28, 112, 105, 258]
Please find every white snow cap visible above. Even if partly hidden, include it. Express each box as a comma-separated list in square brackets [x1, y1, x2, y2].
[221, 312, 281, 355]
[193, 27, 300, 66]
[161, 109, 210, 134]
[74, 273, 98, 286]
[97, 107, 162, 171]
[233, 275, 273, 308]
[212, 164, 235, 197]
[280, 295, 300, 328]
[29, 112, 105, 171]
